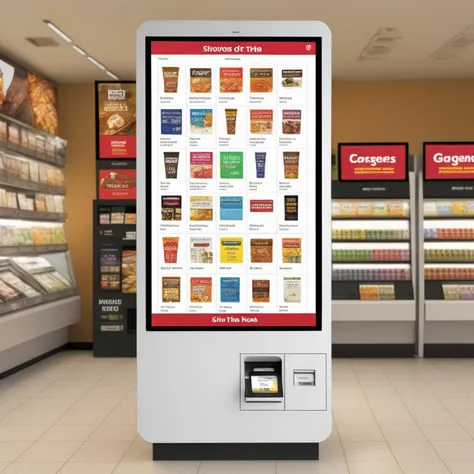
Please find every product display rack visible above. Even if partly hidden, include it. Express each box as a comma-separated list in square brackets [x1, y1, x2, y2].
[0, 111, 80, 374]
[93, 81, 137, 357]
[332, 143, 417, 357]
[418, 142, 474, 356]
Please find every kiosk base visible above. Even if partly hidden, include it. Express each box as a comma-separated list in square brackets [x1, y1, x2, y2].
[152, 443, 319, 461]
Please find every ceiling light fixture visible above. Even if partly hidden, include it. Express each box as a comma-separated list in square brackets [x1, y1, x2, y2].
[43, 20, 72, 43]
[42, 19, 120, 79]
[106, 71, 119, 80]
[72, 45, 87, 56]
[87, 56, 106, 70]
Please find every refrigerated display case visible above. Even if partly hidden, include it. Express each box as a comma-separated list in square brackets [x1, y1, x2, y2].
[0, 112, 80, 373]
[420, 142, 474, 356]
[332, 143, 416, 356]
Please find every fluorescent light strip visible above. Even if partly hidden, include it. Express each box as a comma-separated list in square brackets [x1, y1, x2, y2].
[72, 45, 86, 56]
[44, 20, 72, 43]
[87, 56, 106, 70]
[43, 19, 120, 79]
[106, 71, 119, 80]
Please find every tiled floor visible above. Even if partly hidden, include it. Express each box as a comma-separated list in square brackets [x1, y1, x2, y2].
[1, 353, 474, 473]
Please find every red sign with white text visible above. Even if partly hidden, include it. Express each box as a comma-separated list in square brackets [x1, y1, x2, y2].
[99, 169, 137, 200]
[425, 143, 474, 180]
[339, 144, 408, 181]
[152, 313, 316, 327]
[152, 41, 316, 55]
[99, 136, 136, 159]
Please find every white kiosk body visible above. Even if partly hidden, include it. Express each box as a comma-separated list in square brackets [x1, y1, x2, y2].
[137, 21, 332, 461]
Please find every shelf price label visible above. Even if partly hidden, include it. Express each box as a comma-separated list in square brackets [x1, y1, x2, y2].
[339, 143, 408, 181]
[424, 143, 474, 180]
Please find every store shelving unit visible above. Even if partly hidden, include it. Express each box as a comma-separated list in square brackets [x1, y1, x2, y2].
[419, 142, 474, 356]
[332, 143, 417, 357]
[0, 111, 80, 374]
[93, 81, 137, 357]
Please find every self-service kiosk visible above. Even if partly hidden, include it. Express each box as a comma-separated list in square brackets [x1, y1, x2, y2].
[136, 21, 332, 461]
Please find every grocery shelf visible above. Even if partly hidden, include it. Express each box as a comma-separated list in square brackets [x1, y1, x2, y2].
[425, 301, 474, 321]
[424, 239, 474, 243]
[0, 244, 68, 256]
[332, 260, 411, 264]
[0, 294, 80, 352]
[332, 300, 416, 322]
[0, 207, 66, 222]
[0, 175, 66, 195]
[0, 142, 65, 168]
[424, 215, 474, 220]
[0, 287, 76, 317]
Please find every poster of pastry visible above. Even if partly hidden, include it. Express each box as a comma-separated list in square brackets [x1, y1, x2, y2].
[0, 54, 59, 135]
[96, 82, 136, 159]
[99, 169, 137, 200]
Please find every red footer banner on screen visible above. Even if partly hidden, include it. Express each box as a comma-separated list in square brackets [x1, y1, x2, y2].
[339, 143, 408, 181]
[425, 143, 474, 180]
[152, 313, 317, 327]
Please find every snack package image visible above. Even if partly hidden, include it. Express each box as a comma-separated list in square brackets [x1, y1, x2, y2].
[161, 109, 182, 135]
[190, 109, 213, 134]
[121, 250, 137, 293]
[189, 196, 213, 221]
[190, 237, 213, 264]
[220, 196, 243, 221]
[250, 110, 273, 134]
[162, 237, 179, 264]
[225, 109, 237, 134]
[220, 277, 240, 303]
[283, 151, 300, 179]
[100, 249, 121, 273]
[251, 238, 273, 263]
[250, 68, 273, 93]
[190, 277, 212, 303]
[282, 238, 302, 263]
[220, 152, 243, 179]
[220, 68, 243, 93]
[282, 69, 303, 87]
[162, 67, 179, 93]
[285, 196, 299, 221]
[161, 196, 182, 221]
[284, 277, 301, 303]
[190, 152, 213, 179]
[220, 238, 244, 264]
[252, 279, 270, 303]
[162, 277, 181, 303]
[190, 68, 212, 93]
[164, 152, 179, 179]
[255, 152, 266, 178]
[282, 110, 302, 134]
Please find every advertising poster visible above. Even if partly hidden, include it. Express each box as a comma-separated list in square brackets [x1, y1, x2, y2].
[339, 143, 408, 181]
[0, 54, 59, 135]
[99, 169, 137, 199]
[96, 82, 136, 159]
[148, 39, 319, 329]
[424, 142, 474, 180]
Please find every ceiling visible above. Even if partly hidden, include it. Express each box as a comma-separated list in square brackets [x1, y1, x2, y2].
[2, 0, 474, 83]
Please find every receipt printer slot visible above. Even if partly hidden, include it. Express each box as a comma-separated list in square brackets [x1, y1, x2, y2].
[244, 359, 283, 403]
[294, 370, 315, 386]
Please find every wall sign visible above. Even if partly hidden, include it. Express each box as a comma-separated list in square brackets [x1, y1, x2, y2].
[99, 169, 137, 200]
[96, 82, 136, 159]
[338, 143, 408, 181]
[424, 142, 474, 181]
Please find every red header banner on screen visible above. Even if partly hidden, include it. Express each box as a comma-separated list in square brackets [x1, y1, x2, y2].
[424, 143, 474, 180]
[151, 42, 316, 55]
[339, 144, 408, 181]
[152, 313, 316, 327]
